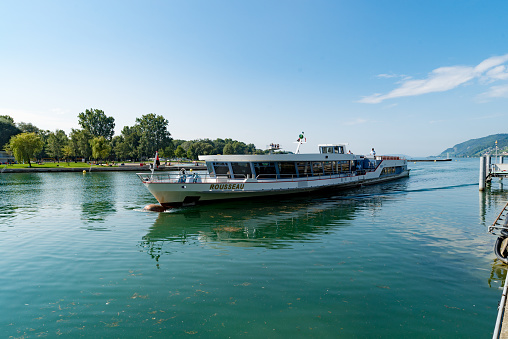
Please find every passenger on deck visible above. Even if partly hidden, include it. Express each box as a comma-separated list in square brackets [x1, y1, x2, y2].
[370, 148, 376, 156]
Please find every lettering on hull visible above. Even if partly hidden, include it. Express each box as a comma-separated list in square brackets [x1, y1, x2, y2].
[209, 184, 245, 190]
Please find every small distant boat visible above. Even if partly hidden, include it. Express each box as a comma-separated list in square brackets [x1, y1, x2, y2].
[138, 134, 410, 208]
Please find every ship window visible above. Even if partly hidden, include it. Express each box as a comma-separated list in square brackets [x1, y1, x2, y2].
[334, 146, 344, 154]
[296, 162, 311, 177]
[312, 162, 323, 176]
[381, 167, 396, 176]
[323, 161, 334, 174]
[338, 160, 350, 173]
[213, 162, 230, 176]
[253, 162, 277, 179]
[231, 162, 252, 178]
[278, 162, 297, 178]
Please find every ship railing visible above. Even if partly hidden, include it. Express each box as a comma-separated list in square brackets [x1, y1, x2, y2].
[137, 171, 360, 183]
[137, 172, 247, 184]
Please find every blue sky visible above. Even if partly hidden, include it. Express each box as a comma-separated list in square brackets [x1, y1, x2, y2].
[1, 0, 508, 157]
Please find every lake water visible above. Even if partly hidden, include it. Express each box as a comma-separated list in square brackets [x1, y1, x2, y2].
[1, 159, 507, 338]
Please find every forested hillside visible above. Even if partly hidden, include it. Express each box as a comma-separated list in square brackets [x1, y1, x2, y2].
[438, 134, 508, 157]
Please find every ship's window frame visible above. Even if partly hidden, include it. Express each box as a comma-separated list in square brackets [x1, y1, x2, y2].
[323, 161, 334, 175]
[277, 162, 298, 178]
[213, 162, 231, 176]
[231, 162, 252, 179]
[312, 162, 323, 176]
[339, 160, 350, 173]
[213, 161, 231, 177]
[253, 162, 277, 179]
[296, 161, 312, 177]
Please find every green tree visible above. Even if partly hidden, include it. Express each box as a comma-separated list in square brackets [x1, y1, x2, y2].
[90, 136, 111, 161]
[9, 132, 44, 167]
[113, 138, 131, 161]
[160, 140, 175, 159]
[67, 130, 81, 161]
[212, 138, 226, 155]
[78, 108, 115, 140]
[175, 145, 186, 159]
[17, 122, 40, 133]
[71, 129, 93, 161]
[32, 129, 50, 161]
[223, 143, 235, 155]
[120, 125, 141, 160]
[187, 140, 214, 159]
[46, 130, 68, 162]
[186, 148, 194, 160]
[0, 115, 21, 149]
[0, 115, 14, 124]
[62, 143, 75, 162]
[135, 113, 172, 159]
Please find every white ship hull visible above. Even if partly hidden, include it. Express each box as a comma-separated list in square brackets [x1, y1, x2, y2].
[139, 156, 409, 208]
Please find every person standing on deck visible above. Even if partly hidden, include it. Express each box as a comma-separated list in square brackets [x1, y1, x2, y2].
[370, 148, 376, 156]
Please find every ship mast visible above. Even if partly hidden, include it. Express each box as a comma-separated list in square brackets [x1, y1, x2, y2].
[295, 132, 306, 154]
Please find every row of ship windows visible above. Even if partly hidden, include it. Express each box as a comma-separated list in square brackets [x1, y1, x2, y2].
[209, 161, 356, 178]
[380, 166, 405, 176]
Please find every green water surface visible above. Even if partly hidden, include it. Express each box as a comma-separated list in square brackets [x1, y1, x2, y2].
[0, 159, 506, 338]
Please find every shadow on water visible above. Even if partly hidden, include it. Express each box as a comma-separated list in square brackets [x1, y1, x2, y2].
[139, 179, 410, 263]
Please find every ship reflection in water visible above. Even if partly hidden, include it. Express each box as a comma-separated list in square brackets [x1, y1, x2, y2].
[139, 181, 408, 264]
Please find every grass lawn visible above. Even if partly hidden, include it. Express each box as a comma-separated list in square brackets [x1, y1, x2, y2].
[2, 162, 120, 169]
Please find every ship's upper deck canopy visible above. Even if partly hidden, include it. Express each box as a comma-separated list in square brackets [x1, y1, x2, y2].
[199, 143, 353, 162]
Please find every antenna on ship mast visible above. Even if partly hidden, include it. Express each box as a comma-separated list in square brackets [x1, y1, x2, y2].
[295, 132, 306, 154]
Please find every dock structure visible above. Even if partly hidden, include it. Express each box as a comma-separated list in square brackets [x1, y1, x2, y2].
[490, 203, 508, 338]
[480, 155, 508, 190]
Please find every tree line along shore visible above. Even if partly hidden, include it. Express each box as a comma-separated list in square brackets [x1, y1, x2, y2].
[1, 108, 267, 168]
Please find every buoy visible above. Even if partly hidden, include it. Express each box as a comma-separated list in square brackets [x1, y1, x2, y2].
[83, 170, 86, 174]
[144, 204, 166, 212]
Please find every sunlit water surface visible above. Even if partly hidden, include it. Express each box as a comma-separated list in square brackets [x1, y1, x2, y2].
[1, 159, 507, 338]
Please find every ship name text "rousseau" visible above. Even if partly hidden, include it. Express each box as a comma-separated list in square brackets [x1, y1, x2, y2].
[209, 184, 245, 190]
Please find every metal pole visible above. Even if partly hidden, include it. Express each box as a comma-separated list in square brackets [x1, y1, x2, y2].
[480, 156, 486, 191]
[493, 271, 508, 339]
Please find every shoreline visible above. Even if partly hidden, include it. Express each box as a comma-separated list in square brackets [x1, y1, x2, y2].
[1, 164, 207, 173]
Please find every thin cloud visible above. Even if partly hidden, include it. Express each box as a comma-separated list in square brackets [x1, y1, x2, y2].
[478, 84, 508, 100]
[359, 54, 508, 104]
[344, 118, 367, 126]
[377, 73, 407, 79]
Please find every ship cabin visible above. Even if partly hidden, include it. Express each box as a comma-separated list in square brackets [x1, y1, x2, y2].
[202, 143, 407, 181]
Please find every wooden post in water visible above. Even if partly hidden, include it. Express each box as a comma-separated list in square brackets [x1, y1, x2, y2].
[480, 156, 486, 191]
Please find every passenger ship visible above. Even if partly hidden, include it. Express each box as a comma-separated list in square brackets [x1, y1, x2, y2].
[138, 137, 409, 209]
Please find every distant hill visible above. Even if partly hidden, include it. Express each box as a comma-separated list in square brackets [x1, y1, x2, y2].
[438, 134, 508, 158]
